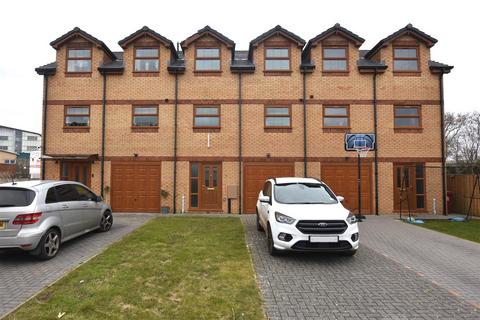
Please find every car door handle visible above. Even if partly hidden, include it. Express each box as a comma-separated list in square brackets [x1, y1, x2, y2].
[61, 204, 69, 209]
[82, 204, 88, 208]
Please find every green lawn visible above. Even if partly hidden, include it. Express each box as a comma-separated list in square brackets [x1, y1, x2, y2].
[6, 217, 265, 320]
[415, 219, 480, 243]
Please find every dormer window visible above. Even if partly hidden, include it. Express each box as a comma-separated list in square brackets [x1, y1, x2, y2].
[67, 48, 91, 73]
[134, 48, 159, 72]
[265, 47, 290, 71]
[322, 47, 347, 72]
[393, 47, 419, 72]
[195, 48, 221, 71]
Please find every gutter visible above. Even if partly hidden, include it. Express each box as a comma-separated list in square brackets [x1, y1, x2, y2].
[173, 72, 179, 213]
[41, 75, 49, 180]
[439, 72, 447, 215]
[373, 69, 379, 215]
[302, 71, 307, 177]
[100, 73, 107, 197]
[238, 73, 243, 214]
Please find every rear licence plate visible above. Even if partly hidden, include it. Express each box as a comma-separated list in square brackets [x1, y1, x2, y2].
[0, 221, 6, 230]
[310, 236, 338, 243]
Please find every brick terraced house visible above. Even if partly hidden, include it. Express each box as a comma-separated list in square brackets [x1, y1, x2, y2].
[35, 23, 453, 214]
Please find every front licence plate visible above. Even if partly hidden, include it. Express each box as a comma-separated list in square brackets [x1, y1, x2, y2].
[0, 221, 6, 230]
[310, 236, 338, 243]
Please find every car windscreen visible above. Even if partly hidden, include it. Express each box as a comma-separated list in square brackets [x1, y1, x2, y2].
[274, 183, 338, 204]
[0, 187, 36, 207]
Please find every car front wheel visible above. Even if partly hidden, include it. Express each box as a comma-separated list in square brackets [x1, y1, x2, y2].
[267, 224, 280, 256]
[99, 211, 113, 232]
[256, 210, 264, 232]
[33, 228, 61, 260]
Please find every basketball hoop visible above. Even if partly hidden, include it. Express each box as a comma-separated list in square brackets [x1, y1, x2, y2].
[357, 147, 370, 158]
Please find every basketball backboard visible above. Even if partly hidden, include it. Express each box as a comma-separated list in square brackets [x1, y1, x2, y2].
[345, 133, 375, 151]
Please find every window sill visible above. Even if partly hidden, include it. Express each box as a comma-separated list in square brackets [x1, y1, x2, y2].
[394, 127, 423, 133]
[393, 71, 421, 77]
[63, 127, 90, 133]
[193, 71, 222, 76]
[263, 70, 292, 76]
[131, 127, 159, 133]
[65, 72, 92, 78]
[193, 127, 221, 133]
[264, 127, 292, 133]
[133, 72, 160, 77]
[322, 71, 349, 76]
[322, 127, 351, 133]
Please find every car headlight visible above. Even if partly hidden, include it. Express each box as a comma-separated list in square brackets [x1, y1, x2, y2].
[275, 212, 295, 224]
[346, 211, 357, 224]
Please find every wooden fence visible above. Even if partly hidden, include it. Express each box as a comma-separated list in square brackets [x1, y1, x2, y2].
[447, 174, 480, 217]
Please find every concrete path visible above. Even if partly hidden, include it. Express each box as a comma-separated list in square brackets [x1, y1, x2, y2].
[242, 215, 479, 319]
[0, 213, 153, 318]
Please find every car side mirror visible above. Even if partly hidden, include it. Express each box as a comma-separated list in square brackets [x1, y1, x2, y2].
[259, 195, 270, 203]
[337, 196, 344, 202]
[94, 195, 103, 202]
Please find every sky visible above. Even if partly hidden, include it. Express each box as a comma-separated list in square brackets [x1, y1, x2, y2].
[0, 0, 478, 133]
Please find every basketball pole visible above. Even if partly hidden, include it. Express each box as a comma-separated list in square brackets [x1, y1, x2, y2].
[356, 152, 364, 222]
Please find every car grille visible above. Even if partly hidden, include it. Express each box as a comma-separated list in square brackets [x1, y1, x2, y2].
[296, 220, 347, 235]
[292, 240, 352, 251]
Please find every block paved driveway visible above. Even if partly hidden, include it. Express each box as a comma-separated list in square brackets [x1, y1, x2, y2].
[0, 213, 153, 318]
[242, 215, 479, 320]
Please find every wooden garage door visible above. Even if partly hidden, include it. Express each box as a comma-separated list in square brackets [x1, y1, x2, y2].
[111, 162, 161, 212]
[321, 163, 372, 214]
[243, 163, 294, 214]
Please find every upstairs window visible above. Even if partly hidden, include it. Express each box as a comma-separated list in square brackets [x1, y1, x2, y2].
[134, 48, 159, 72]
[323, 47, 348, 72]
[323, 106, 349, 128]
[0, 146, 8, 150]
[265, 48, 290, 71]
[265, 106, 291, 128]
[132, 106, 159, 127]
[393, 47, 419, 72]
[193, 106, 220, 128]
[195, 48, 221, 71]
[0, 136, 8, 141]
[27, 136, 38, 141]
[65, 106, 90, 127]
[66, 48, 91, 73]
[394, 106, 421, 128]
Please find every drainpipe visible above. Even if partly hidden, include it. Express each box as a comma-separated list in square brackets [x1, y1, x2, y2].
[238, 73, 243, 214]
[100, 73, 107, 197]
[302, 71, 307, 177]
[439, 72, 447, 215]
[373, 69, 379, 215]
[41, 75, 48, 180]
[173, 72, 179, 214]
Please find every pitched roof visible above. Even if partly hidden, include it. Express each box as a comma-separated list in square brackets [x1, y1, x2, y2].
[364, 24, 438, 59]
[49, 27, 116, 61]
[305, 23, 365, 49]
[35, 61, 57, 75]
[231, 50, 255, 73]
[249, 25, 305, 47]
[181, 25, 235, 49]
[429, 60, 454, 74]
[118, 26, 174, 48]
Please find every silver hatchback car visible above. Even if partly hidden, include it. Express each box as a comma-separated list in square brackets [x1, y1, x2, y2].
[0, 180, 113, 260]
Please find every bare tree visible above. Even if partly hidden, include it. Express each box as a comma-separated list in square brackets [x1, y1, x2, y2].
[446, 111, 480, 166]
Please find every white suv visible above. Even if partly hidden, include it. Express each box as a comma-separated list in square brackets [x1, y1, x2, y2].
[256, 177, 359, 256]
